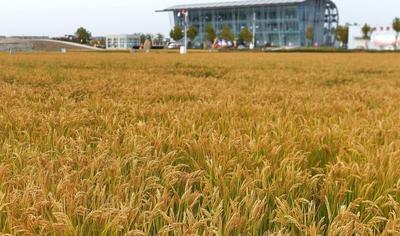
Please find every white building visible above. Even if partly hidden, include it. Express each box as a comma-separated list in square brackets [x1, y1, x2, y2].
[370, 26, 399, 50]
[106, 34, 140, 50]
[348, 25, 399, 50]
[348, 26, 365, 49]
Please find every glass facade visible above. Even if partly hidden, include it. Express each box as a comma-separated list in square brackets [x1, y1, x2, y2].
[169, 0, 337, 47]
[106, 35, 140, 50]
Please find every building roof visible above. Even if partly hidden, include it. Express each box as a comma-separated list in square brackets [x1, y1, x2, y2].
[105, 34, 140, 38]
[159, 0, 307, 11]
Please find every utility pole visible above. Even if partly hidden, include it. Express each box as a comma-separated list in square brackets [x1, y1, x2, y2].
[252, 12, 256, 49]
[184, 11, 188, 54]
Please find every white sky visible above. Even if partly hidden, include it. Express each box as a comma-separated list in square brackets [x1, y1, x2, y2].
[0, 0, 399, 37]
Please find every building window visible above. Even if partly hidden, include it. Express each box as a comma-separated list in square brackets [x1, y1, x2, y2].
[268, 9, 278, 20]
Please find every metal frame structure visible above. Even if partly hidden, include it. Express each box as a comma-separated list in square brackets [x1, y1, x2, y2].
[324, 0, 339, 45]
[158, 0, 339, 47]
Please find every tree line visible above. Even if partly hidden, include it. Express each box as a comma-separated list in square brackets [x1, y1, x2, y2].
[170, 24, 254, 48]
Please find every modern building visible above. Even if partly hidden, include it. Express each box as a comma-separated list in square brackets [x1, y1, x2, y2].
[159, 0, 339, 48]
[348, 25, 400, 50]
[106, 34, 140, 50]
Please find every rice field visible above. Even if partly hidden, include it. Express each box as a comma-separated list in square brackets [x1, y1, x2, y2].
[0, 51, 400, 235]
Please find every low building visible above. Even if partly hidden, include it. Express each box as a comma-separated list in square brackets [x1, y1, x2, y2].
[370, 26, 399, 50]
[64, 35, 76, 42]
[347, 26, 365, 49]
[106, 34, 140, 50]
[348, 25, 400, 50]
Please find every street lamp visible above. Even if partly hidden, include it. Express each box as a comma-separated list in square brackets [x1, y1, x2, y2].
[250, 12, 259, 49]
[177, 10, 189, 54]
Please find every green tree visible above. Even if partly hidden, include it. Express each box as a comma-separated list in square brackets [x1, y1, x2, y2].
[205, 24, 216, 46]
[144, 34, 153, 48]
[169, 26, 184, 42]
[238, 26, 253, 45]
[75, 27, 92, 44]
[187, 26, 199, 48]
[156, 33, 165, 44]
[362, 24, 371, 49]
[187, 26, 198, 42]
[361, 24, 371, 39]
[392, 18, 400, 50]
[140, 34, 146, 44]
[145, 34, 153, 41]
[219, 25, 234, 41]
[306, 26, 314, 47]
[335, 25, 349, 48]
[154, 33, 164, 45]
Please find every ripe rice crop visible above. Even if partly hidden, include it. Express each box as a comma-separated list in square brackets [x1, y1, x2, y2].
[0, 51, 400, 235]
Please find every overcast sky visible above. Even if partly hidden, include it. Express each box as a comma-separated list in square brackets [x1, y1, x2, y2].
[0, 0, 399, 37]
